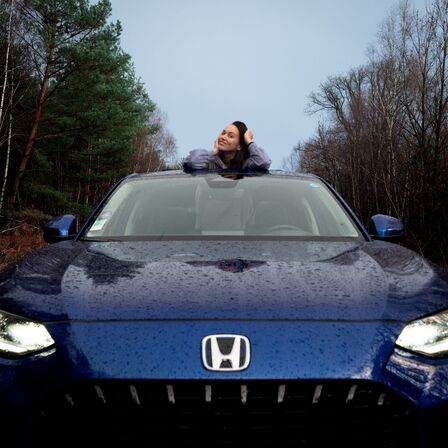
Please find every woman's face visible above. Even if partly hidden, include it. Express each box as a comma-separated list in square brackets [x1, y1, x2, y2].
[216, 124, 240, 152]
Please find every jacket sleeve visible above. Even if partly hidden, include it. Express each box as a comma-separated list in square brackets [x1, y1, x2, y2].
[243, 142, 271, 170]
[183, 149, 211, 171]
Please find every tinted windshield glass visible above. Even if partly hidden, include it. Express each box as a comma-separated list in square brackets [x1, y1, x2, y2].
[83, 174, 363, 240]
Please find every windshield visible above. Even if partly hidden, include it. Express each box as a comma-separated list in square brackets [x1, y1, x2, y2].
[82, 174, 363, 240]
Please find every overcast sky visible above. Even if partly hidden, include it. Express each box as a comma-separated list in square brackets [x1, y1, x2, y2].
[109, 0, 428, 169]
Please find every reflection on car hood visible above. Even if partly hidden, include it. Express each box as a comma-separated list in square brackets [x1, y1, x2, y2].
[0, 240, 447, 322]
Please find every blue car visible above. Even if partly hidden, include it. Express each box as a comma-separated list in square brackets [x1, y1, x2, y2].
[1, 170, 447, 447]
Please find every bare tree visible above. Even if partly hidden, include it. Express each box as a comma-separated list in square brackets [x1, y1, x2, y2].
[295, 0, 448, 266]
[131, 107, 178, 173]
[281, 142, 302, 172]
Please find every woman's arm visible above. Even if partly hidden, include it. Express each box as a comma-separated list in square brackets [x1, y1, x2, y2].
[243, 142, 271, 170]
[183, 149, 211, 170]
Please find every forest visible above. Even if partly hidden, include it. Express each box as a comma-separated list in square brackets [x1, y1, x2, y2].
[284, 0, 448, 269]
[1, 0, 448, 270]
[0, 0, 177, 224]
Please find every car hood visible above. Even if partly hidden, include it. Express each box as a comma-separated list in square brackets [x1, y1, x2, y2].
[1, 240, 447, 322]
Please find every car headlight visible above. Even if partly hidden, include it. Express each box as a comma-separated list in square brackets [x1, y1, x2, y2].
[0, 310, 55, 356]
[396, 309, 448, 357]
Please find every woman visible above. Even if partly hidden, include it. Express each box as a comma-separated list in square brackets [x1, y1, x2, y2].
[183, 121, 271, 171]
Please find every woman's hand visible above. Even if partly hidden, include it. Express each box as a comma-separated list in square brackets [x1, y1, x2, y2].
[212, 139, 219, 155]
[244, 129, 254, 145]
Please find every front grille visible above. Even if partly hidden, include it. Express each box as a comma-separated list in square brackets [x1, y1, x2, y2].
[35, 380, 416, 447]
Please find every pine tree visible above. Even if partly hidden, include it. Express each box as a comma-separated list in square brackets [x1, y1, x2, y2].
[34, 20, 155, 213]
[11, 0, 113, 205]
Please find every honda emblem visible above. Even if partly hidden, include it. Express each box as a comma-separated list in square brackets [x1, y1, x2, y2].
[201, 334, 251, 372]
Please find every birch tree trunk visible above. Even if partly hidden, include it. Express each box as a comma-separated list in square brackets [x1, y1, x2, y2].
[0, 0, 14, 133]
[0, 78, 13, 213]
[0, 0, 14, 212]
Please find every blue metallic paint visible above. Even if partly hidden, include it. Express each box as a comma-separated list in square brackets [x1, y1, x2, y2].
[1, 171, 447, 447]
[1, 240, 445, 322]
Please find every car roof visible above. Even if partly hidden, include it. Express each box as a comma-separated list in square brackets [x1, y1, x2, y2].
[123, 169, 321, 181]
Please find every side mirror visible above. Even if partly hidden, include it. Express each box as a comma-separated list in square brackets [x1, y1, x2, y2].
[368, 214, 405, 241]
[43, 214, 78, 243]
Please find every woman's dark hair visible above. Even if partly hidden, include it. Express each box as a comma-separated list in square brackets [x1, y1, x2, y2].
[224, 120, 250, 169]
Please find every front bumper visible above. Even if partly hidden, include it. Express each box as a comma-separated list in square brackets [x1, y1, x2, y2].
[0, 320, 447, 447]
